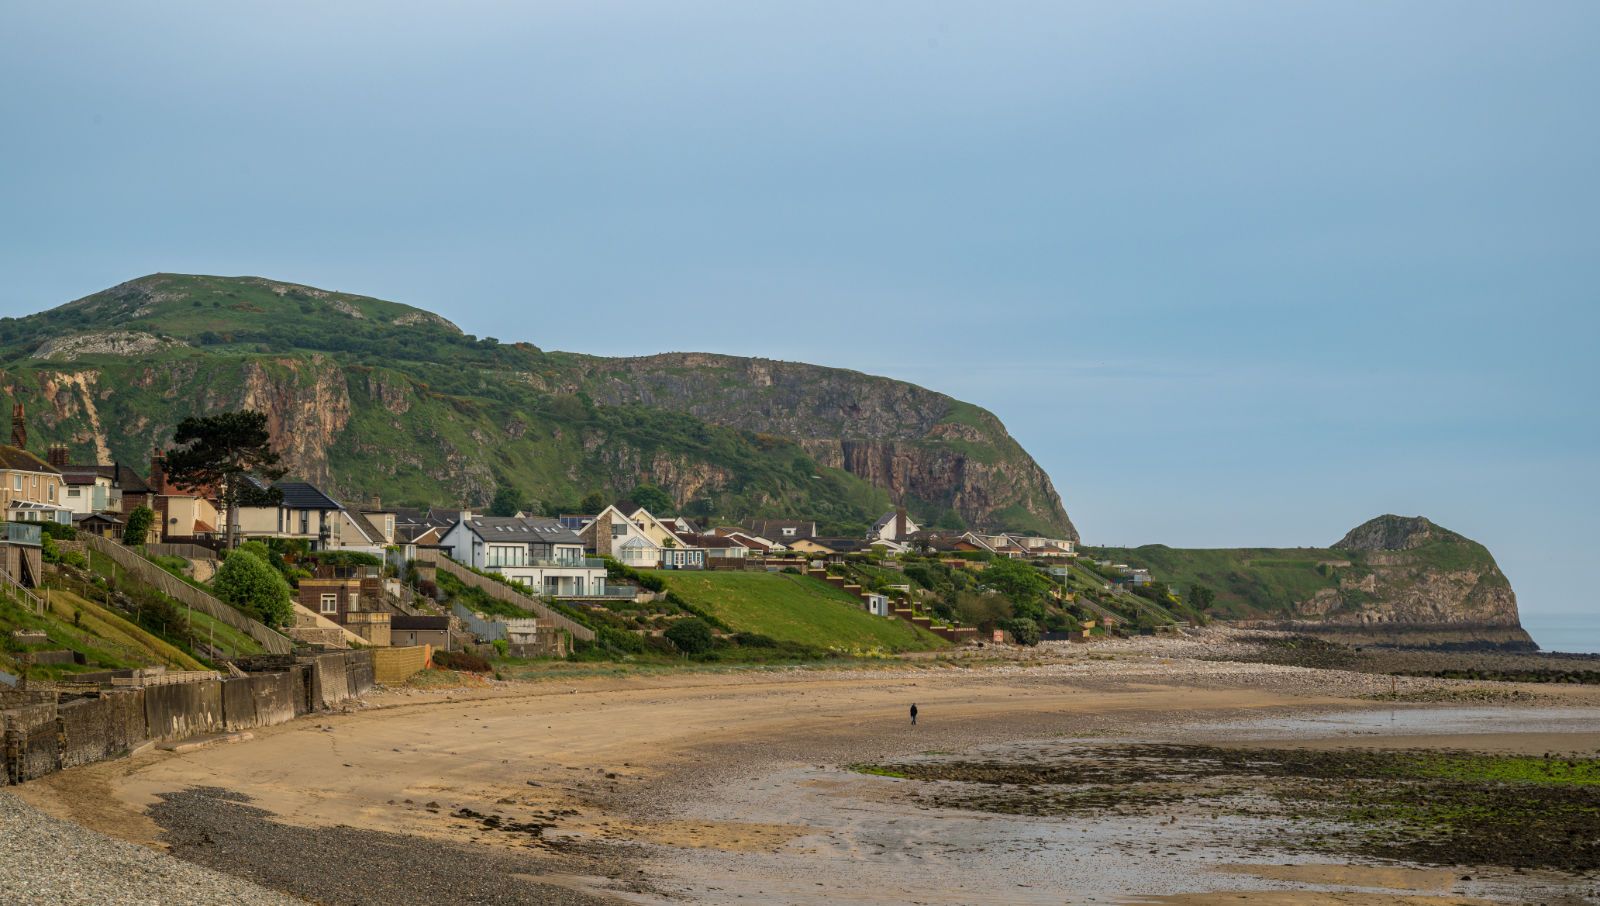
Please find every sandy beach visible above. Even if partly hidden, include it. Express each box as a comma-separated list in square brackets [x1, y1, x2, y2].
[13, 635, 1600, 905]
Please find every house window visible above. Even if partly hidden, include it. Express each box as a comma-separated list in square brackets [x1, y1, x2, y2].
[611, 523, 627, 537]
[47, 483, 55, 501]
[299, 511, 309, 535]
[11, 476, 19, 491]
[782, 527, 796, 537]
[320, 593, 338, 614]
[67, 488, 80, 498]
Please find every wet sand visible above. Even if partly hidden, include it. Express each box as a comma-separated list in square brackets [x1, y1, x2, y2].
[15, 643, 1600, 905]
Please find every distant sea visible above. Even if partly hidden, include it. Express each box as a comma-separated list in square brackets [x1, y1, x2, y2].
[1521, 613, 1600, 655]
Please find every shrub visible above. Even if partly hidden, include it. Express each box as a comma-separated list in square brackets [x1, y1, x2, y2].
[432, 650, 492, 673]
[597, 626, 646, 654]
[491, 639, 509, 658]
[123, 506, 155, 545]
[41, 521, 77, 541]
[1001, 617, 1042, 647]
[664, 617, 714, 654]
[212, 549, 293, 627]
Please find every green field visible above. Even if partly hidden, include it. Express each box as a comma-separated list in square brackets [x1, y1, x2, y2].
[647, 571, 947, 653]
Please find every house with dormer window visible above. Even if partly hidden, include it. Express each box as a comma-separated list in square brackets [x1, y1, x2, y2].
[441, 514, 608, 597]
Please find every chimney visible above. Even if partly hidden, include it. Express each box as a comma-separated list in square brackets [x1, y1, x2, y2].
[10, 401, 25, 449]
[370, 494, 382, 510]
[47, 443, 69, 467]
[149, 449, 166, 494]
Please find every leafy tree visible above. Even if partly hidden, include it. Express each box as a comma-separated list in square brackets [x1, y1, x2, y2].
[952, 591, 1012, 632]
[1001, 617, 1042, 646]
[1187, 584, 1216, 612]
[980, 557, 1053, 606]
[578, 491, 607, 514]
[489, 485, 524, 517]
[629, 483, 674, 514]
[122, 505, 155, 545]
[162, 410, 286, 548]
[213, 549, 293, 627]
[664, 617, 714, 654]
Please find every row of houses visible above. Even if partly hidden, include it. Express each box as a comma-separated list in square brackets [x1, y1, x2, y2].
[0, 402, 1073, 600]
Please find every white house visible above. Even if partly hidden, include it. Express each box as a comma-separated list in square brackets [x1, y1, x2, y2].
[868, 508, 919, 544]
[442, 514, 608, 597]
[579, 505, 664, 567]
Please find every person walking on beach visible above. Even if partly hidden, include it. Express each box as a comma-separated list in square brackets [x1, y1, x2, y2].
[909, 703, 918, 726]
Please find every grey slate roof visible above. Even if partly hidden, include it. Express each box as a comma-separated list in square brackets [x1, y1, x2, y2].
[272, 481, 343, 510]
[463, 515, 583, 545]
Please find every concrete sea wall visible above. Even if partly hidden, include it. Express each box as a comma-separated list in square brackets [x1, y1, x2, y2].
[0, 650, 379, 785]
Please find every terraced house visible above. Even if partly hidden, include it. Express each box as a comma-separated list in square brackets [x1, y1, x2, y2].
[441, 514, 609, 597]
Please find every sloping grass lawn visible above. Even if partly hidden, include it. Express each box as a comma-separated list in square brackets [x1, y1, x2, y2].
[0, 587, 211, 677]
[46, 589, 211, 671]
[648, 570, 946, 653]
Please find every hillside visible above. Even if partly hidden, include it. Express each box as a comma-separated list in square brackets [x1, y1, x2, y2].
[648, 571, 947, 652]
[0, 274, 1073, 537]
[0, 587, 208, 679]
[1088, 515, 1533, 651]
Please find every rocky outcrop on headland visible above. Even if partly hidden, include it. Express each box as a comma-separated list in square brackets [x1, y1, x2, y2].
[1092, 515, 1536, 651]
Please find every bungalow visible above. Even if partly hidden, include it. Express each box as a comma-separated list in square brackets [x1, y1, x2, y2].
[809, 537, 899, 556]
[72, 512, 124, 539]
[441, 514, 608, 597]
[1003, 534, 1078, 558]
[974, 533, 1027, 558]
[687, 533, 748, 561]
[711, 526, 780, 551]
[907, 529, 993, 555]
[742, 519, 816, 543]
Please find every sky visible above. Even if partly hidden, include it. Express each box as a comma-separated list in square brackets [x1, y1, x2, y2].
[2, 3, 1596, 643]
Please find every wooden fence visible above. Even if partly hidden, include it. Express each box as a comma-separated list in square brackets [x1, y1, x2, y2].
[80, 535, 294, 654]
[414, 549, 595, 642]
[147, 543, 218, 561]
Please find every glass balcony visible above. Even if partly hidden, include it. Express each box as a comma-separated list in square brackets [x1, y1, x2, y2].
[1, 522, 43, 546]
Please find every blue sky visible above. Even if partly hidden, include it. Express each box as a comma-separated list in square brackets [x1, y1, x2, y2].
[2, 3, 1595, 642]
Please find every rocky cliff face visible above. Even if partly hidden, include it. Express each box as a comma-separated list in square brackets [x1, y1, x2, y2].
[0, 274, 1075, 536]
[573, 353, 1075, 537]
[1322, 515, 1523, 630]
